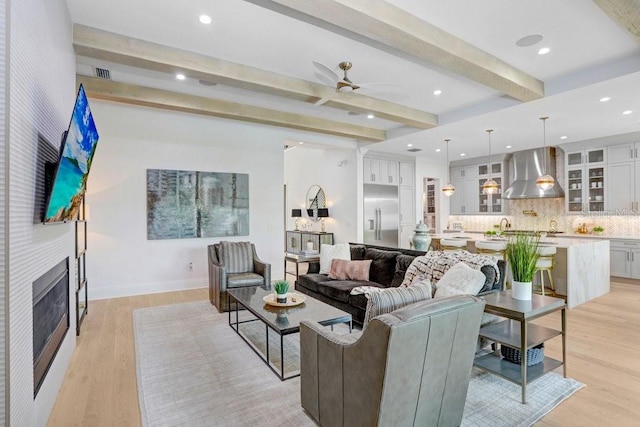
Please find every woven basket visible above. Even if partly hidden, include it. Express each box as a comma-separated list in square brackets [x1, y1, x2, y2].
[500, 344, 544, 366]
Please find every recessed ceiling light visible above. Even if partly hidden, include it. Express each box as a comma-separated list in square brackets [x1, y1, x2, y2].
[435, 148, 441, 152]
[407, 144, 413, 147]
[600, 97, 610, 102]
[299, 141, 304, 145]
[537, 47, 550, 55]
[460, 153, 466, 157]
[176, 73, 186, 80]
[560, 136, 568, 140]
[367, 114, 375, 119]
[506, 145, 512, 149]
[623, 110, 633, 115]
[433, 89, 442, 96]
[199, 15, 212, 24]
[516, 34, 543, 47]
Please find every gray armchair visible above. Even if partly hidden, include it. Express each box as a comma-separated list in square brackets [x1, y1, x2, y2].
[208, 241, 271, 312]
[300, 295, 485, 427]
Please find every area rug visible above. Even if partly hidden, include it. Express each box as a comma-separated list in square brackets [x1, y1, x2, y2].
[133, 301, 584, 426]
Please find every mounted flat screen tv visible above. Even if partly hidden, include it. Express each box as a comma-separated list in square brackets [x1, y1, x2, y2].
[43, 84, 99, 223]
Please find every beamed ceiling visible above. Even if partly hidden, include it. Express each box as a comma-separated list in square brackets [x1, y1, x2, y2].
[67, 0, 640, 157]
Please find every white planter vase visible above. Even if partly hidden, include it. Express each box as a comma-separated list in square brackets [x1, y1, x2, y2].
[511, 281, 532, 300]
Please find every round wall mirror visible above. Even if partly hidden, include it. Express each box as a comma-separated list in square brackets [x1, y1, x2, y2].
[306, 185, 326, 221]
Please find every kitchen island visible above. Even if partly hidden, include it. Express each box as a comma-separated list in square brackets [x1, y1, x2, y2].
[431, 233, 610, 309]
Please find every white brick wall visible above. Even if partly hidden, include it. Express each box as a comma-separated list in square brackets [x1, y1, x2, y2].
[7, 0, 76, 424]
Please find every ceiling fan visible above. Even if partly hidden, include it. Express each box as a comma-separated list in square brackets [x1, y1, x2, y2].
[312, 60, 399, 106]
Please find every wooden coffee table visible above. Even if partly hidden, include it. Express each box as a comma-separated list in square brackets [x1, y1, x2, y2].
[227, 286, 352, 381]
[474, 290, 566, 403]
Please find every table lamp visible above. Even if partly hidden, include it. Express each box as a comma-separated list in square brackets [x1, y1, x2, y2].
[292, 209, 302, 231]
[317, 208, 329, 232]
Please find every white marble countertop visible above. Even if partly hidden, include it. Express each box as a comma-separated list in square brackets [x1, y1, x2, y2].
[431, 232, 607, 248]
[440, 230, 640, 242]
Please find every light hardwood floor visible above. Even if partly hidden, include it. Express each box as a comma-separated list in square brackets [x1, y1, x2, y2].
[48, 282, 640, 426]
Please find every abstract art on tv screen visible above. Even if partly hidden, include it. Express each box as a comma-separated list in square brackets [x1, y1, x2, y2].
[44, 84, 99, 223]
[146, 169, 249, 240]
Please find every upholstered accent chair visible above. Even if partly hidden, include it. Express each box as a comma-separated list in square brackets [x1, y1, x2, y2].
[300, 295, 485, 427]
[208, 241, 271, 312]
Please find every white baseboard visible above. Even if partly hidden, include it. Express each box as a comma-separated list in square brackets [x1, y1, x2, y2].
[89, 278, 207, 301]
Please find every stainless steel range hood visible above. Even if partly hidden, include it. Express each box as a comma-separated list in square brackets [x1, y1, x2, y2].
[503, 147, 565, 199]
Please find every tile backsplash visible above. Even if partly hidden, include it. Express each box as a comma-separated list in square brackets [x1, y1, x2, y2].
[449, 198, 640, 238]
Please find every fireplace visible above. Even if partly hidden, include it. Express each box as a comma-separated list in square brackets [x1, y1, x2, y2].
[33, 258, 69, 397]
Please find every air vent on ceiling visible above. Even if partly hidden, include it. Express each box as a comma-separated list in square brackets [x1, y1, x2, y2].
[94, 67, 111, 80]
[407, 148, 423, 152]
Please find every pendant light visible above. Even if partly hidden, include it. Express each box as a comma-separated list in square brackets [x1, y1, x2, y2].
[536, 116, 555, 190]
[442, 139, 455, 196]
[482, 129, 499, 194]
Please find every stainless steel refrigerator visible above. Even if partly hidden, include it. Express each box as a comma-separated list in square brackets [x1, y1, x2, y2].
[363, 184, 399, 247]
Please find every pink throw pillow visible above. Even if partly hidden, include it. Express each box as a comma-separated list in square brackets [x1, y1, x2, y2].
[328, 259, 372, 281]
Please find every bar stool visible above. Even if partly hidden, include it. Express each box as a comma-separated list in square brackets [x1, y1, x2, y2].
[475, 240, 509, 290]
[440, 238, 467, 251]
[534, 245, 556, 296]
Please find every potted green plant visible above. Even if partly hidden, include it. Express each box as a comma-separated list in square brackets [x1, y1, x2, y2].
[273, 280, 290, 304]
[506, 233, 540, 300]
[592, 226, 604, 235]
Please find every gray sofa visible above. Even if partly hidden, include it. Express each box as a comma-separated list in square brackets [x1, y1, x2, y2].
[300, 294, 486, 427]
[295, 243, 504, 325]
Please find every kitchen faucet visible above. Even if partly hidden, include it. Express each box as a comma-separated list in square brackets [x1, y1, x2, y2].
[499, 217, 511, 232]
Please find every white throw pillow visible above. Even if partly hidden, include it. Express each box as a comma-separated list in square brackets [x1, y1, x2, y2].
[319, 243, 351, 275]
[433, 262, 485, 298]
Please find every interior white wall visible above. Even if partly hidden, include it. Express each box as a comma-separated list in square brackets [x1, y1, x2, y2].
[0, 0, 6, 421]
[416, 157, 450, 233]
[284, 146, 358, 244]
[7, 0, 77, 425]
[86, 102, 288, 299]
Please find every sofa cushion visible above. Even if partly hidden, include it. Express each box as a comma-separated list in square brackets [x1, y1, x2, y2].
[362, 281, 433, 329]
[227, 272, 264, 288]
[329, 259, 372, 281]
[220, 241, 253, 274]
[364, 248, 402, 286]
[350, 244, 366, 261]
[317, 280, 374, 303]
[390, 254, 417, 287]
[433, 262, 486, 297]
[297, 273, 333, 294]
[319, 243, 351, 275]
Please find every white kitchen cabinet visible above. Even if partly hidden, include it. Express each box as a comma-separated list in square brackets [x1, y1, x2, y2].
[477, 162, 504, 214]
[399, 162, 414, 186]
[450, 165, 477, 180]
[606, 143, 640, 211]
[364, 157, 399, 185]
[450, 177, 477, 214]
[610, 240, 640, 279]
[399, 186, 414, 225]
[565, 147, 606, 213]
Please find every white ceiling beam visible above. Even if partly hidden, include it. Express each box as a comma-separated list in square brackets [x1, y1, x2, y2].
[245, 0, 545, 102]
[73, 24, 437, 129]
[593, 0, 640, 44]
[77, 76, 386, 142]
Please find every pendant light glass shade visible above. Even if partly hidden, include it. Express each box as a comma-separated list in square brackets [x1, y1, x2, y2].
[536, 116, 555, 190]
[482, 129, 499, 195]
[442, 139, 455, 196]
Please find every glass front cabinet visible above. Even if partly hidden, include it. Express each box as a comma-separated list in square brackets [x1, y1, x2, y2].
[565, 149, 606, 213]
[477, 162, 504, 214]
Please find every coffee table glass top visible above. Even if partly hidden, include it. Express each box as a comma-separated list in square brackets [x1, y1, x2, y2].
[227, 286, 351, 334]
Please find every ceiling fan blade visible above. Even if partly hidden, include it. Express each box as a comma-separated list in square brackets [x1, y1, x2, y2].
[314, 92, 338, 106]
[312, 61, 340, 82]
[314, 72, 336, 87]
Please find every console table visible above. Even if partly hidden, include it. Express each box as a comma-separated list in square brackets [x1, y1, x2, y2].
[474, 291, 566, 404]
[285, 230, 333, 253]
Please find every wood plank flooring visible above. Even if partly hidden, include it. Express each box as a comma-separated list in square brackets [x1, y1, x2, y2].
[48, 283, 640, 426]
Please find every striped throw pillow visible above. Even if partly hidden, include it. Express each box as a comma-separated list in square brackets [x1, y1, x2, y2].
[328, 259, 372, 280]
[362, 281, 432, 329]
[220, 241, 253, 274]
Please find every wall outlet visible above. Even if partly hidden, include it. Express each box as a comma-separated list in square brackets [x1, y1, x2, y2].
[189, 262, 193, 270]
